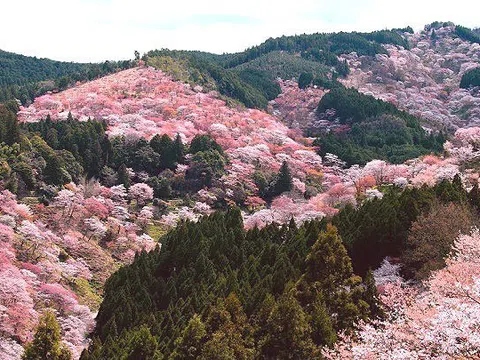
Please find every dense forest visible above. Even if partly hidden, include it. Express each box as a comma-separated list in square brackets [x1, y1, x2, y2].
[0, 49, 134, 104]
[455, 25, 480, 44]
[0, 103, 236, 203]
[312, 83, 446, 165]
[79, 176, 479, 359]
[0, 50, 90, 86]
[145, 50, 280, 109]
[142, 28, 411, 110]
[223, 30, 409, 69]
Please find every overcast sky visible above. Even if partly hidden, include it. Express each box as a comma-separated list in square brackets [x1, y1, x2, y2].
[1, 0, 479, 63]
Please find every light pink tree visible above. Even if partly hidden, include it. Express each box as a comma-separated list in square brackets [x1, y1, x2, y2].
[128, 183, 154, 207]
[324, 228, 480, 359]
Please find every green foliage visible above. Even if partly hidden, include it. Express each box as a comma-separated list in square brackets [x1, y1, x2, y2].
[331, 179, 471, 275]
[361, 30, 410, 48]
[259, 291, 318, 359]
[25, 117, 110, 178]
[22, 311, 72, 360]
[317, 84, 404, 125]
[0, 49, 134, 104]
[146, 51, 273, 109]
[261, 161, 293, 200]
[0, 49, 88, 87]
[401, 200, 476, 279]
[112, 134, 184, 177]
[185, 149, 227, 190]
[455, 25, 480, 44]
[80, 178, 472, 358]
[198, 293, 255, 360]
[460, 67, 480, 89]
[82, 208, 381, 359]
[146, 29, 407, 108]
[225, 29, 407, 70]
[234, 51, 329, 81]
[296, 225, 371, 332]
[236, 68, 281, 101]
[298, 73, 314, 89]
[150, 135, 174, 167]
[0, 101, 20, 145]
[170, 314, 207, 360]
[189, 134, 224, 155]
[314, 85, 445, 165]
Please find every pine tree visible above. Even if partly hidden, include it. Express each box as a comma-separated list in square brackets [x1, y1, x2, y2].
[200, 293, 255, 360]
[296, 224, 370, 331]
[310, 294, 336, 347]
[151, 134, 175, 169]
[275, 161, 293, 195]
[303, 224, 353, 292]
[22, 311, 72, 360]
[44, 154, 66, 185]
[117, 163, 130, 189]
[172, 134, 185, 165]
[171, 314, 207, 360]
[125, 326, 160, 360]
[259, 291, 318, 359]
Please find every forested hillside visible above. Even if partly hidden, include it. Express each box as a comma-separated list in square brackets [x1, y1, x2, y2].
[0, 50, 134, 104]
[81, 177, 480, 359]
[1, 21, 480, 360]
[0, 50, 90, 86]
[341, 22, 480, 129]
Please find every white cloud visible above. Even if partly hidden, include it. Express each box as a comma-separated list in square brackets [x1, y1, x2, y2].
[1, 0, 479, 62]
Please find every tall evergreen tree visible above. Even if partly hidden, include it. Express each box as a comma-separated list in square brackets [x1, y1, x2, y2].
[170, 314, 207, 360]
[172, 134, 185, 165]
[117, 163, 130, 189]
[259, 291, 318, 359]
[275, 161, 293, 195]
[22, 311, 72, 360]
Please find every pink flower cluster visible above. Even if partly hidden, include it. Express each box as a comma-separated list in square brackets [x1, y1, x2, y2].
[0, 182, 158, 359]
[324, 228, 480, 359]
[341, 25, 480, 130]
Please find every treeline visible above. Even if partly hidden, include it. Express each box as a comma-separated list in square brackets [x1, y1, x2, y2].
[0, 106, 231, 202]
[224, 29, 408, 71]
[234, 51, 330, 81]
[333, 175, 479, 275]
[0, 50, 134, 104]
[460, 67, 480, 89]
[143, 29, 412, 108]
[146, 50, 280, 109]
[455, 25, 480, 45]
[313, 84, 446, 165]
[0, 107, 113, 195]
[0, 49, 88, 86]
[80, 175, 480, 359]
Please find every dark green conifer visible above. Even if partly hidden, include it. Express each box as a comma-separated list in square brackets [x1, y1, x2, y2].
[22, 311, 72, 360]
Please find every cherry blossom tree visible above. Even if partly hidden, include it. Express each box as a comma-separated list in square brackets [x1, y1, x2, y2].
[128, 183, 154, 207]
[324, 228, 480, 359]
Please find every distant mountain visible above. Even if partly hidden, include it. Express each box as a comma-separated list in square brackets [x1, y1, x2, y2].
[0, 49, 134, 104]
[0, 49, 91, 86]
[340, 23, 480, 130]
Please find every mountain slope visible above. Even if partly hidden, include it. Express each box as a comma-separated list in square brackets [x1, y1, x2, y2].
[3, 22, 480, 360]
[0, 49, 135, 105]
[0, 49, 91, 86]
[341, 24, 480, 129]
